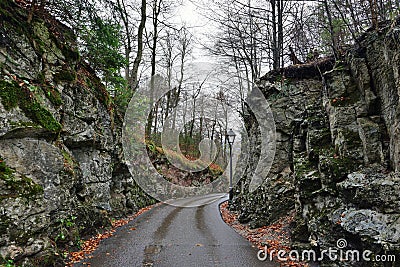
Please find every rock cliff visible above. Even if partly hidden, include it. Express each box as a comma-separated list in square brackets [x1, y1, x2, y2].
[234, 19, 400, 266]
[0, 1, 154, 264]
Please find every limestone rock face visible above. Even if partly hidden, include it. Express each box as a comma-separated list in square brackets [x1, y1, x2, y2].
[0, 1, 154, 263]
[234, 19, 400, 266]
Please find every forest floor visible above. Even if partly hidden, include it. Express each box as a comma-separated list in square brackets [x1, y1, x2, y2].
[219, 201, 308, 267]
[147, 144, 223, 187]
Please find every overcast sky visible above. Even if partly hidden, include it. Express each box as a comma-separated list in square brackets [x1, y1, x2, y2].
[171, 0, 244, 137]
[174, 0, 216, 63]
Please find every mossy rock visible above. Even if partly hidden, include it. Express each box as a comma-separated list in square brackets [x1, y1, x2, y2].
[32, 21, 65, 62]
[0, 80, 62, 132]
[0, 157, 14, 182]
[54, 69, 76, 83]
[9, 120, 40, 129]
[77, 65, 112, 109]
[61, 149, 75, 175]
[0, 157, 44, 200]
[0, 214, 10, 236]
[8, 227, 36, 245]
[41, 85, 62, 107]
[319, 154, 356, 185]
[0, 80, 19, 110]
[341, 129, 362, 149]
[294, 156, 316, 178]
[24, 102, 61, 132]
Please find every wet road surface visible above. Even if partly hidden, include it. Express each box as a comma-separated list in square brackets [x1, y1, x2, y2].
[76, 194, 277, 267]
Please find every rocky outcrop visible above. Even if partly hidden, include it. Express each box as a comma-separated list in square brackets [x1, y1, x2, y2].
[0, 1, 154, 264]
[233, 19, 400, 266]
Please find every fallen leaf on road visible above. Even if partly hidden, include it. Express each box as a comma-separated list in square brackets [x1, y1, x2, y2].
[219, 201, 307, 267]
[66, 203, 161, 266]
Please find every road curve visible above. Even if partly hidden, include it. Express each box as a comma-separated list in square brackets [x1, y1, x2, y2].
[76, 194, 277, 267]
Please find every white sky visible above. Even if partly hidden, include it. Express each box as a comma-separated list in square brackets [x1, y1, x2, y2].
[176, 1, 201, 25]
[174, 0, 216, 63]
[171, 1, 244, 137]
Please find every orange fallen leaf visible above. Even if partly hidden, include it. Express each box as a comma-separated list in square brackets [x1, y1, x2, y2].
[219, 200, 307, 267]
[66, 203, 160, 266]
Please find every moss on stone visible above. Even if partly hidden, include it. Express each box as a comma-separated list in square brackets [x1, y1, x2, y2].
[61, 45, 80, 62]
[342, 129, 362, 148]
[1, 0, 80, 67]
[23, 101, 61, 132]
[36, 72, 63, 107]
[0, 80, 62, 132]
[0, 157, 44, 201]
[0, 80, 19, 110]
[9, 120, 40, 129]
[61, 149, 75, 175]
[41, 85, 62, 107]
[330, 157, 355, 178]
[80, 70, 111, 109]
[31, 22, 50, 55]
[54, 69, 76, 83]
[308, 128, 332, 150]
[32, 21, 64, 60]
[0, 157, 14, 181]
[318, 149, 357, 184]
[294, 157, 315, 178]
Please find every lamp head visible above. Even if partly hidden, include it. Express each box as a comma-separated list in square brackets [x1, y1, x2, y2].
[226, 129, 236, 145]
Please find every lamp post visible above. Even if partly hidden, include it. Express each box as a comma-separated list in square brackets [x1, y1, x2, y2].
[226, 129, 236, 203]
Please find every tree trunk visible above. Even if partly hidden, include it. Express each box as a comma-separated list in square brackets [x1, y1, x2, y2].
[271, 0, 280, 70]
[146, 0, 162, 137]
[368, 0, 378, 30]
[27, 0, 37, 23]
[323, 0, 338, 59]
[129, 0, 146, 92]
[116, 0, 131, 82]
[277, 0, 284, 68]
[189, 95, 196, 139]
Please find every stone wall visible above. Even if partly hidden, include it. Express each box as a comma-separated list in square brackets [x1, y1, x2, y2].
[233, 19, 400, 266]
[0, 1, 154, 264]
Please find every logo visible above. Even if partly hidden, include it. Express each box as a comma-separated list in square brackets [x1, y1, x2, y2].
[122, 75, 276, 207]
[257, 238, 396, 263]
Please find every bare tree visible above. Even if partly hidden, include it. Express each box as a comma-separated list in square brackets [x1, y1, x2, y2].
[130, 0, 146, 92]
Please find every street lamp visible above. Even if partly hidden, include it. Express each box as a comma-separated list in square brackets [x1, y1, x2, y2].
[226, 129, 236, 203]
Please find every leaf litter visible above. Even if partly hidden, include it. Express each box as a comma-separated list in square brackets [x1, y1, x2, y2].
[66, 203, 160, 266]
[219, 201, 308, 267]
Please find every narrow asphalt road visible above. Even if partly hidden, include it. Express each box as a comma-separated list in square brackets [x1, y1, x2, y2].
[76, 194, 277, 267]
